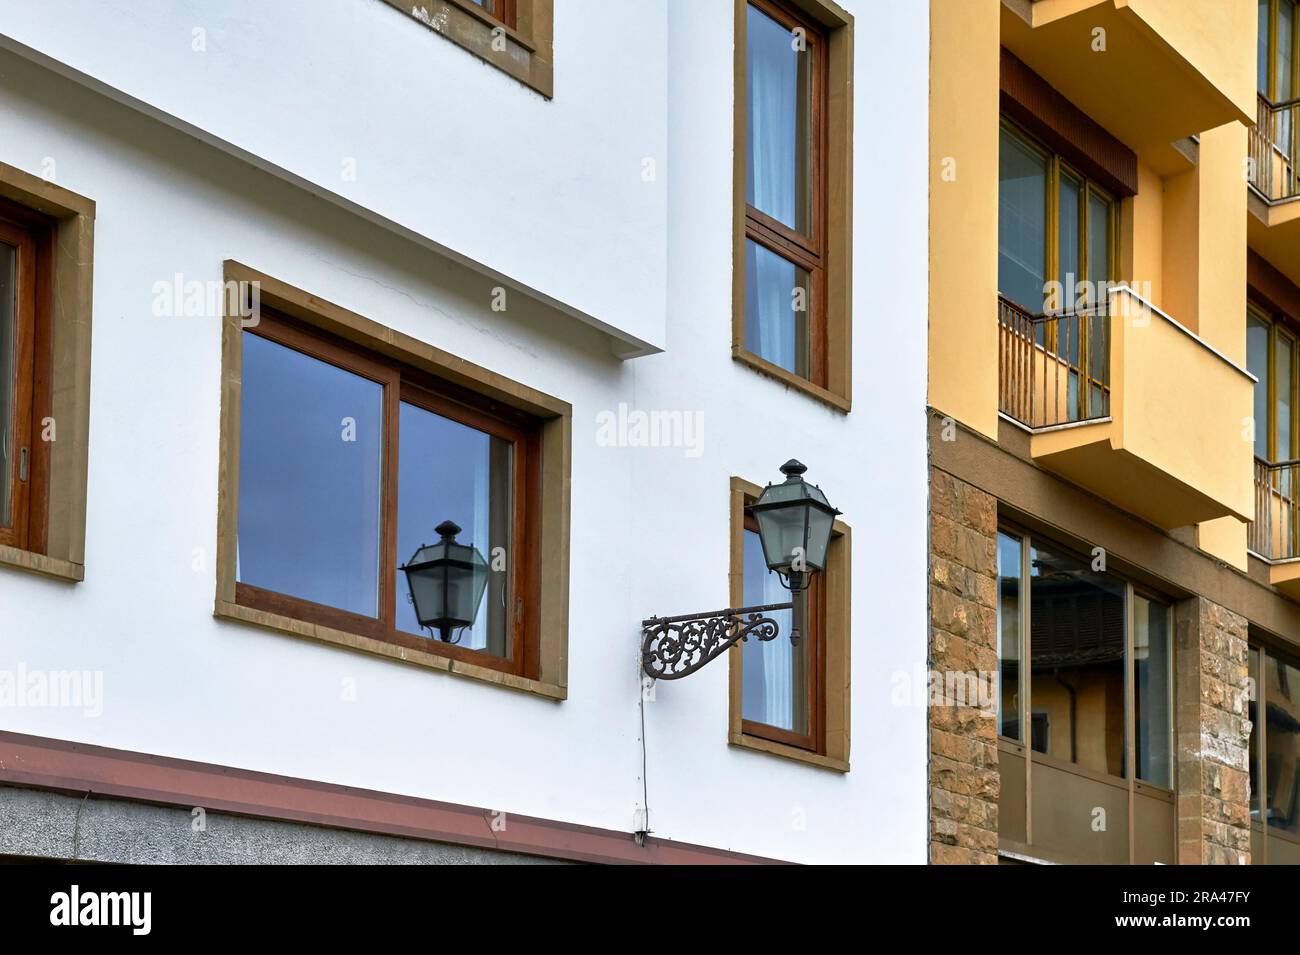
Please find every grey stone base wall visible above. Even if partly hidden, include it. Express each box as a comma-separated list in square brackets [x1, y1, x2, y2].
[0, 786, 564, 864]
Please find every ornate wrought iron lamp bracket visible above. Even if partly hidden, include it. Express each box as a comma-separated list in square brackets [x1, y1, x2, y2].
[640, 601, 794, 680]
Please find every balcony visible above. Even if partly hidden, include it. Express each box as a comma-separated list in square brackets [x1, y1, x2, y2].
[1002, 0, 1256, 173]
[1248, 96, 1300, 288]
[1249, 459, 1300, 596]
[999, 286, 1255, 530]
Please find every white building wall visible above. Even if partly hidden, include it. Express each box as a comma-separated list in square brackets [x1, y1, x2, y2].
[0, 0, 929, 863]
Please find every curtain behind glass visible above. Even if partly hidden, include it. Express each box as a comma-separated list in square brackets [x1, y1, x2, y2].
[747, 3, 810, 233]
[744, 239, 809, 375]
[742, 527, 808, 734]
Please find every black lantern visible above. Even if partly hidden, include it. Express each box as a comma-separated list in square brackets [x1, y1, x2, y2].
[640, 458, 843, 679]
[400, 520, 489, 644]
[746, 459, 840, 592]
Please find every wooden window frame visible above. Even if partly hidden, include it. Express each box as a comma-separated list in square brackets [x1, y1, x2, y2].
[1000, 119, 1118, 419]
[732, 0, 853, 413]
[1262, 0, 1300, 105]
[737, 513, 826, 752]
[0, 163, 94, 584]
[377, 0, 553, 99]
[216, 263, 571, 700]
[0, 206, 50, 555]
[233, 309, 542, 680]
[727, 476, 849, 772]
[1248, 301, 1300, 466]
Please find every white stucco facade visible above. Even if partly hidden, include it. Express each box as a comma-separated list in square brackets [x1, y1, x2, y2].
[0, 0, 929, 864]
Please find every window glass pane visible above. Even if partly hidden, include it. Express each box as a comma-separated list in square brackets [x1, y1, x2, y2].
[1248, 313, 1271, 459]
[1277, 332, 1293, 461]
[1262, 0, 1273, 94]
[1282, 1, 1297, 152]
[1249, 646, 1261, 825]
[396, 402, 512, 657]
[1134, 595, 1172, 788]
[1265, 652, 1300, 836]
[998, 127, 1048, 312]
[742, 526, 809, 735]
[997, 532, 1023, 740]
[237, 334, 383, 617]
[1029, 541, 1127, 778]
[1280, 0, 1296, 100]
[1057, 173, 1081, 307]
[1087, 191, 1111, 291]
[0, 241, 15, 529]
[746, 3, 811, 232]
[744, 238, 810, 377]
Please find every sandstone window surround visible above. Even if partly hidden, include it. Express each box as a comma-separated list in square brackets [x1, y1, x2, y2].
[732, 0, 853, 412]
[377, 0, 554, 99]
[0, 160, 94, 584]
[727, 475, 851, 771]
[215, 262, 572, 700]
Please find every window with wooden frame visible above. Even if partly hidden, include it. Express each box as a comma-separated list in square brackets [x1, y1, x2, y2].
[733, 0, 853, 412]
[469, 0, 516, 29]
[0, 164, 93, 584]
[996, 524, 1175, 864]
[998, 119, 1117, 421]
[0, 205, 46, 555]
[728, 476, 849, 771]
[1247, 303, 1299, 466]
[1260, 0, 1300, 112]
[217, 264, 571, 698]
[377, 0, 552, 99]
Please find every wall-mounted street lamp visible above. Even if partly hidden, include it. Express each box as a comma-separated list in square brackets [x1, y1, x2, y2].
[640, 460, 841, 680]
[401, 520, 489, 644]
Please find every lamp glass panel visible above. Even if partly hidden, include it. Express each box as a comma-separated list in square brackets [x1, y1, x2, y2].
[804, 505, 834, 570]
[406, 565, 447, 627]
[237, 333, 383, 617]
[755, 500, 807, 571]
[397, 401, 511, 657]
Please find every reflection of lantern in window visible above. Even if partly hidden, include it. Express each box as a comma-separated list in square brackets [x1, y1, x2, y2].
[400, 520, 490, 643]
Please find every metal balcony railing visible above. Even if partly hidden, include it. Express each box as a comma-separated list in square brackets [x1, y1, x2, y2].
[998, 295, 1111, 430]
[1250, 93, 1300, 202]
[1250, 457, 1300, 561]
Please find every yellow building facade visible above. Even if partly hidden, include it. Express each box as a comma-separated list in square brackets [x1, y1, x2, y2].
[929, 0, 1300, 864]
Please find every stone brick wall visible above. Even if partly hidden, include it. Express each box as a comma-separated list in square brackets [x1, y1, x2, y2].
[928, 468, 1000, 864]
[1174, 597, 1252, 865]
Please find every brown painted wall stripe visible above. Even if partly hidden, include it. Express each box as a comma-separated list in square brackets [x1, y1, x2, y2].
[1249, 248, 1300, 323]
[0, 731, 782, 865]
[1000, 48, 1139, 198]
